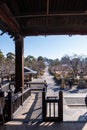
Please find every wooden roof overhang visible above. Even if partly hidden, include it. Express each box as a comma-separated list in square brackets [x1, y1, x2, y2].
[1, 0, 87, 38]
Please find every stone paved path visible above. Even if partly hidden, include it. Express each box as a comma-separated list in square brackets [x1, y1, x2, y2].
[33, 65, 87, 121]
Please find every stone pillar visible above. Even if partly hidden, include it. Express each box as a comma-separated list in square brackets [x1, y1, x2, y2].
[15, 35, 24, 93]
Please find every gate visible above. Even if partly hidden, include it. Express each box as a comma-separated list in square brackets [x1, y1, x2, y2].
[42, 88, 63, 122]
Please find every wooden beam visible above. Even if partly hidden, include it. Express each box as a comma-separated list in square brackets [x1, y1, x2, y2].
[22, 28, 87, 36]
[14, 12, 87, 18]
[0, 4, 20, 32]
[6, 0, 21, 16]
[15, 35, 24, 93]
[47, 0, 49, 15]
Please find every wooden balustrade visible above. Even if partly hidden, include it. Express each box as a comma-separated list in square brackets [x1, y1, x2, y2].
[4, 87, 31, 121]
[42, 88, 63, 122]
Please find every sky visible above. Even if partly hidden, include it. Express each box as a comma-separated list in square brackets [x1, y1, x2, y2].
[1, 31, 87, 60]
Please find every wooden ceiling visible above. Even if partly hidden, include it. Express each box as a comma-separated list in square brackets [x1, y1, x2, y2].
[1, 0, 87, 37]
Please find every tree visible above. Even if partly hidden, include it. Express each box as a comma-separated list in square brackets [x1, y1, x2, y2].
[0, 49, 5, 70]
[61, 54, 84, 78]
[25, 55, 46, 75]
[37, 56, 44, 62]
[0, 49, 4, 61]
[6, 52, 15, 61]
[25, 55, 37, 68]
[25, 55, 36, 62]
[49, 58, 60, 66]
[60, 55, 70, 65]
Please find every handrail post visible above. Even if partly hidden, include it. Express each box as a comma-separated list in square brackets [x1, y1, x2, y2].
[42, 87, 46, 121]
[21, 87, 23, 105]
[8, 90, 12, 120]
[0, 90, 5, 124]
[58, 91, 63, 121]
[44, 80, 47, 92]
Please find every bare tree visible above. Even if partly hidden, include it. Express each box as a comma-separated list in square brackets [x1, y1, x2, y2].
[60, 54, 85, 78]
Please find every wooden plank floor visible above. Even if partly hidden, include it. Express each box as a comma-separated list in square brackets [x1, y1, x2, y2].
[0, 91, 87, 130]
[1, 121, 87, 130]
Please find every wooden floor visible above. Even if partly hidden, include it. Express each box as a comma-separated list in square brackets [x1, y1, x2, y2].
[1, 121, 87, 130]
[0, 91, 87, 130]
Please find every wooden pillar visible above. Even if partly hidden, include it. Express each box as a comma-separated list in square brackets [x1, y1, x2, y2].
[15, 36, 24, 93]
[58, 91, 63, 121]
[8, 91, 12, 120]
[42, 87, 46, 121]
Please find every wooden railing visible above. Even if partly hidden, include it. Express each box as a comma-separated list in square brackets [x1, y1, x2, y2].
[42, 88, 63, 122]
[0, 83, 10, 93]
[24, 81, 46, 91]
[4, 87, 31, 121]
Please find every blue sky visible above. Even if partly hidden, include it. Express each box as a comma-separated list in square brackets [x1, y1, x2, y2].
[1, 31, 87, 59]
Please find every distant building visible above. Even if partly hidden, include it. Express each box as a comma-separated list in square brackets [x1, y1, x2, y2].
[10, 67, 37, 82]
[24, 67, 37, 81]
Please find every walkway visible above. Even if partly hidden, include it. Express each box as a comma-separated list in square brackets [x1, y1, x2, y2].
[1, 65, 87, 129]
[33, 66, 87, 121]
[0, 91, 87, 130]
[1, 121, 87, 130]
[0, 90, 87, 130]
[12, 91, 42, 123]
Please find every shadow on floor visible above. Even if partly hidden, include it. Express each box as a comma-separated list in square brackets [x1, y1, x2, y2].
[78, 112, 87, 121]
[12, 91, 42, 123]
[2, 121, 87, 130]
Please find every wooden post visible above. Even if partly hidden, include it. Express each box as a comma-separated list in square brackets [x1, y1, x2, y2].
[58, 91, 63, 121]
[44, 80, 47, 92]
[21, 87, 23, 105]
[0, 90, 5, 124]
[8, 91, 12, 120]
[15, 35, 24, 93]
[42, 87, 46, 121]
